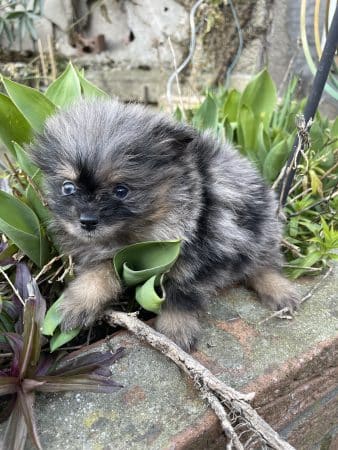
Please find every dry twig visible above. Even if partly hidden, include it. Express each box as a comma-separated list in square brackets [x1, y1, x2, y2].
[106, 310, 295, 450]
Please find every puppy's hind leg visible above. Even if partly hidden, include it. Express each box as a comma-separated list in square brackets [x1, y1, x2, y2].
[248, 268, 300, 312]
[155, 283, 203, 352]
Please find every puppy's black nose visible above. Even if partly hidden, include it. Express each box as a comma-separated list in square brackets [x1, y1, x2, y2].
[80, 213, 98, 230]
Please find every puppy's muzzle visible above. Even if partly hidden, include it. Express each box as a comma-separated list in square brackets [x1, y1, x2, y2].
[80, 213, 98, 231]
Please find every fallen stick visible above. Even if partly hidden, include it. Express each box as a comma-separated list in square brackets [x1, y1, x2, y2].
[105, 310, 295, 450]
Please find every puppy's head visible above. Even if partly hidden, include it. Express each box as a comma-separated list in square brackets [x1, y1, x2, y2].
[30, 99, 199, 246]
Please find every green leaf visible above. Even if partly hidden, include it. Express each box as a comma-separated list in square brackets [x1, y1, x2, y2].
[223, 117, 234, 141]
[114, 240, 181, 287]
[13, 142, 39, 179]
[309, 169, 323, 196]
[255, 122, 268, 168]
[26, 173, 51, 225]
[49, 328, 80, 353]
[1, 76, 56, 132]
[223, 89, 240, 122]
[237, 105, 257, 161]
[0, 242, 17, 262]
[43, 295, 80, 351]
[135, 274, 165, 313]
[0, 191, 50, 267]
[0, 93, 32, 154]
[288, 252, 322, 278]
[42, 295, 64, 336]
[192, 94, 218, 131]
[114, 240, 181, 313]
[74, 66, 109, 98]
[331, 116, 338, 138]
[45, 62, 82, 108]
[263, 139, 289, 182]
[239, 69, 277, 128]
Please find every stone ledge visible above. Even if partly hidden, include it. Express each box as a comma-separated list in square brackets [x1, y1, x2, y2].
[1, 267, 336, 449]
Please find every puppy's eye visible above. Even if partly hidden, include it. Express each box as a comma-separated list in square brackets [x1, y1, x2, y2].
[62, 181, 76, 196]
[113, 184, 129, 199]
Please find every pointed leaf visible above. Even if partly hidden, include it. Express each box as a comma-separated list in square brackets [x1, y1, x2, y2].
[74, 66, 109, 98]
[50, 347, 125, 376]
[34, 374, 122, 393]
[239, 69, 277, 127]
[42, 295, 64, 336]
[14, 262, 31, 302]
[0, 377, 18, 395]
[49, 327, 81, 353]
[192, 94, 218, 131]
[223, 89, 240, 122]
[1, 76, 56, 132]
[13, 142, 39, 179]
[26, 176, 51, 226]
[17, 391, 42, 450]
[2, 400, 27, 450]
[0, 191, 50, 267]
[43, 295, 81, 353]
[0, 93, 32, 154]
[237, 105, 257, 161]
[263, 140, 289, 182]
[45, 62, 82, 107]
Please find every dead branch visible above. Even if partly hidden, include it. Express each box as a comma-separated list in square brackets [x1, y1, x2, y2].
[202, 388, 244, 450]
[105, 310, 295, 450]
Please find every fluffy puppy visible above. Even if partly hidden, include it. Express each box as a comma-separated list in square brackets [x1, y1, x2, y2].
[30, 99, 299, 351]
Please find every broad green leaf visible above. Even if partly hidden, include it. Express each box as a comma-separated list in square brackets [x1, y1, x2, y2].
[42, 295, 64, 336]
[309, 122, 324, 151]
[289, 217, 299, 238]
[223, 117, 234, 141]
[0, 308, 14, 332]
[331, 116, 338, 138]
[13, 142, 39, 179]
[309, 169, 323, 196]
[26, 171, 51, 225]
[223, 89, 240, 122]
[50, 328, 80, 352]
[135, 274, 165, 313]
[0, 92, 32, 154]
[0, 242, 17, 262]
[255, 122, 268, 168]
[45, 62, 82, 107]
[43, 295, 80, 351]
[237, 105, 257, 161]
[239, 69, 277, 128]
[0, 191, 50, 267]
[114, 240, 181, 287]
[1, 76, 56, 132]
[74, 66, 109, 98]
[288, 252, 322, 278]
[192, 94, 218, 131]
[263, 140, 289, 182]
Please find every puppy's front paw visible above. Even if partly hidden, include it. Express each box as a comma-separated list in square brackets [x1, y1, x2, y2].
[57, 263, 122, 331]
[58, 287, 100, 331]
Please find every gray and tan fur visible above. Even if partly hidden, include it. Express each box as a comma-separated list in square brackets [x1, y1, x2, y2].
[30, 99, 298, 351]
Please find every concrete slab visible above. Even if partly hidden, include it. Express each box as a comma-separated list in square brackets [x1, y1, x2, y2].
[1, 268, 337, 449]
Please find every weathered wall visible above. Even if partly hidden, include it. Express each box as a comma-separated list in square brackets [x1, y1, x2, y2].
[0, 0, 336, 112]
